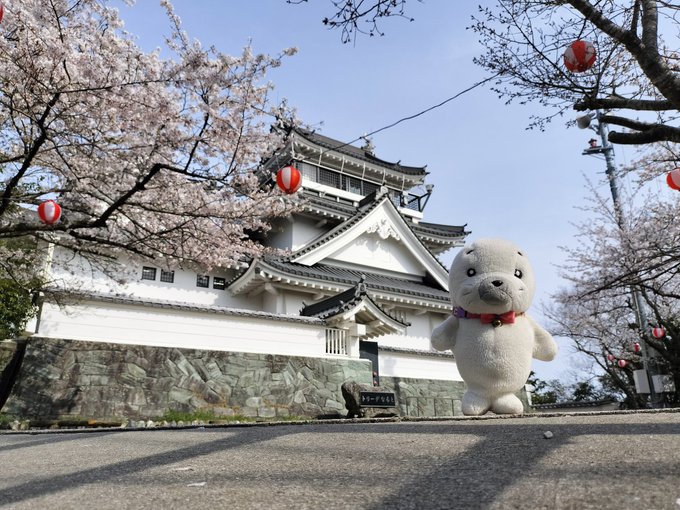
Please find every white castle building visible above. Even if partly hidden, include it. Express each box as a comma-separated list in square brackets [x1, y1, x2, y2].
[12, 127, 472, 420]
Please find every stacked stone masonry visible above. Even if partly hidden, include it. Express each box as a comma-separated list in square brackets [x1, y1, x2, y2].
[380, 376, 467, 417]
[4, 338, 374, 420]
[3, 338, 476, 421]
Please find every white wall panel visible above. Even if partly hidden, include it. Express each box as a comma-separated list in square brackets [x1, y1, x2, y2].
[377, 333, 431, 351]
[379, 350, 462, 382]
[37, 301, 326, 358]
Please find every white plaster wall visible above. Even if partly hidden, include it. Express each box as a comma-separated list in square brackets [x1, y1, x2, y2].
[291, 216, 326, 251]
[48, 247, 262, 310]
[327, 236, 425, 277]
[283, 289, 310, 316]
[266, 215, 325, 252]
[37, 301, 326, 357]
[376, 333, 431, 351]
[265, 222, 293, 250]
[262, 291, 280, 314]
[379, 351, 462, 382]
[403, 312, 433, 339]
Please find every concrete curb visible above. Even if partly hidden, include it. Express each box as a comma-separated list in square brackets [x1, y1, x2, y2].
[2, 407, 678, 435]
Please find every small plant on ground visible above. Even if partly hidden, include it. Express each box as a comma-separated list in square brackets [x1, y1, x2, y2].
[0, 413, 16, 428]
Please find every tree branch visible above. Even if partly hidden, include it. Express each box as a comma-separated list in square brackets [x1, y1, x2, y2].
[0, 92, 61, 217]
[574, 97, 675, 112]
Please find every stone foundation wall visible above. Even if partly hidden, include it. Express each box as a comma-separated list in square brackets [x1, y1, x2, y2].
[0, 340, 26, 409]
[381, 376, 467, 417]
[381, 376, 530, 416]
[3, 338, 373, 420]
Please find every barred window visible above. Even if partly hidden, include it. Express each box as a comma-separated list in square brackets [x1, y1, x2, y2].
[196, 275, 209, 288]
[141, 267, 156, 281]
[343, 175, 362, 194]
[160, 269, 175, 283]
[318, 168, 340, 188]
[213, 277, 226, 290]
[390, 193, 402, 209]
[298, 161, 318, 182]
[362, 181, 379, 196]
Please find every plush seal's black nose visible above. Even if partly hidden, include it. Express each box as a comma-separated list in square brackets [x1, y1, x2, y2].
[492, 280, 503, 287]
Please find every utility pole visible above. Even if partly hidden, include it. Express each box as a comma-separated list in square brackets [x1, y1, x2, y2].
[579, 110, 660, 407]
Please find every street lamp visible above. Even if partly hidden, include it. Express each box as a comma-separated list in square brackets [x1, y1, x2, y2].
[577, 110, 661, 407]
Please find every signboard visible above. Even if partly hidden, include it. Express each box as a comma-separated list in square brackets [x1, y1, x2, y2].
[359, 391, 396, 408]
[652, 374, 676, 393]
[634, 370, 676, 393]
[633, 369, 650, 394]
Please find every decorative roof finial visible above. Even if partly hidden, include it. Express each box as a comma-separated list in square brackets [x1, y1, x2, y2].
[361, 135, 375, 155]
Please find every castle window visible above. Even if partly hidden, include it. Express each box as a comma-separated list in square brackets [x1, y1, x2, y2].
[343, 175, 362, 195]
[141, 267, 157, 281]
[362, 181, 379, 196]
[160, 269, 175, 283]
[318, 168, 340, 188]
[213, 277, 226, 290]
[298, 161, 318, 182]
[196, 275, 209, 288]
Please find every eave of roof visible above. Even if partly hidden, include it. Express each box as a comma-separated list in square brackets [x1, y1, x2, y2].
[50, 291, 325, 325]
[300, 277, 409, 326]
[291, 127, 427, 176]
[297, 190, 469, 254]
[412, 221, 469, 239]
[227, 258, 452, 313]
[378, 345, 456, 359]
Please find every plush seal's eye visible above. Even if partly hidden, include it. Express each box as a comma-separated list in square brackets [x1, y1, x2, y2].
[466, 268, 476, 277]
[514, 269, 523, 279]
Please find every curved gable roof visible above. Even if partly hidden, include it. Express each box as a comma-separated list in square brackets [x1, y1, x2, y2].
[300, 277, 409, 338]
[290, 189, 450, 291]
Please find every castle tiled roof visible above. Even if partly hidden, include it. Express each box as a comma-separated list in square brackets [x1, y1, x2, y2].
[53, 291, 325, 325]
[295, 189, 466, 256]
[264, 259, 450, 303]
[300, 276, 409, 326]
[291, 127, 427, 176]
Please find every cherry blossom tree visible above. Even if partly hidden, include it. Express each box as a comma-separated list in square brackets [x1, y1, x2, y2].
[307, 1, 680, 150]
[546, 186, 680, 407]
[287, 0, 418, 44]
[471, 1, 680, 145]
[0, 0, 298, 294]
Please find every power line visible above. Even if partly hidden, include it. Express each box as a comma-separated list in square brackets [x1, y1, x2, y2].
[322, 73, 501, 153]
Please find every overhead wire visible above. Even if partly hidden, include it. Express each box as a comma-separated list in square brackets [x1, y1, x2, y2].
[314, 72, 503, 154]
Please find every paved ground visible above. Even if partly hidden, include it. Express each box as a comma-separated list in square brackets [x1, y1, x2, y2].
[1, 410, 679, 509]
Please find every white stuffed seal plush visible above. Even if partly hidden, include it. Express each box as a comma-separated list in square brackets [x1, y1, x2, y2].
[431, 238, 558, 415]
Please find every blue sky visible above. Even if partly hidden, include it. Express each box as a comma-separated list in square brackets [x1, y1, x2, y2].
[116, 1, 673, 382]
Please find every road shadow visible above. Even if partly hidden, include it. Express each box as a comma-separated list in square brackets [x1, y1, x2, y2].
[0, 417, 678, 508]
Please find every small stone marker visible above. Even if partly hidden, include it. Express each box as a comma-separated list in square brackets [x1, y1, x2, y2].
[341, 381, 399, 418]
[543, 431, 554, 439]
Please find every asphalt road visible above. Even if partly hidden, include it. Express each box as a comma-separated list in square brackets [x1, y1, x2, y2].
[1, 410, 679, 510]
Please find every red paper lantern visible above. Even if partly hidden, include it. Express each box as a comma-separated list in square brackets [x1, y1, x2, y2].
[276, 165, 302, 194]
[617, 359, 627, 368]
[38, 200, 62, 225]
[606, 353, 615, 362]
[0, 2, 4, 23]
[666, 169, 680, 191]
[563, 40, 596, 73]
[633, 342, 641, 354]
[652, 327, 666, 339]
